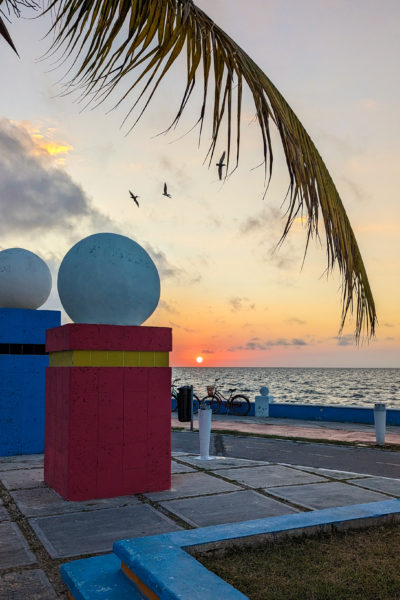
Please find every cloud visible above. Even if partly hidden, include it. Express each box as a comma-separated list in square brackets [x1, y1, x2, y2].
[383, 322, 394, 328]
[228, 338, 308, 351]
[286, 317, 306, 325]
[240, 206, 283, 235]
[229, 297, 256, 312]
[158, 300, 179, 314]
[0, 119, 112, 236]
[334, 334, 355, 346]
[292, 338, 307, 346]
[159, 154, 192, 190]
[201, 349, 214, 354]
[144, 244, 183, 280]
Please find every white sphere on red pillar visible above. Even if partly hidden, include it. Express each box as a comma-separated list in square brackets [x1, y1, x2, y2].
[57, 232, 160, 325]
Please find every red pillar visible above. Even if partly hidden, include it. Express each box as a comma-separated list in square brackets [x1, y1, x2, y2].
[44, 324, 172, 501]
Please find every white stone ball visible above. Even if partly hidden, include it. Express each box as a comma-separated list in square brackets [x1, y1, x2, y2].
[0, 248, 52, 309]
[57, 233, 160, 325]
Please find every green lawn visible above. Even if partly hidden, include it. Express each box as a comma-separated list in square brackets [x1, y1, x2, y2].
[197, 522, 400, 600]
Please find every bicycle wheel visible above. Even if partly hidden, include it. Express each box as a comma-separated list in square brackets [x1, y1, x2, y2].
[201, 395, 220, 414]
[230, 394, 250, 416]
[171, 392, 178, 412]
[192, 394, 200, 414]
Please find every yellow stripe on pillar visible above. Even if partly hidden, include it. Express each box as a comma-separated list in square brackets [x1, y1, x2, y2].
[48, 350, 169, 367]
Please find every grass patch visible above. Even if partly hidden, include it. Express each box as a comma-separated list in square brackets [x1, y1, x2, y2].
[197, 522, 400, 599]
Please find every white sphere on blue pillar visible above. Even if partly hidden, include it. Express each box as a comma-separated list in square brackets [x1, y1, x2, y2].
[57, 233, 161, 325]
[0, 248, 52, 309]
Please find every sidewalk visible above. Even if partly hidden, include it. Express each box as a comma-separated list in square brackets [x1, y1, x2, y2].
[2, 414, 400, 599]
[1, 443, 400, 598]
[172, 413, 400, 446]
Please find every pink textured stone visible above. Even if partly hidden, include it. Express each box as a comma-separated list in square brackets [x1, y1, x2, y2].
[46, 323, 172, 352]
[44, 338, 172, 500]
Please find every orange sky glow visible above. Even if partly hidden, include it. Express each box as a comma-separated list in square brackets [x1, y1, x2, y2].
[1, 1, 399, 367]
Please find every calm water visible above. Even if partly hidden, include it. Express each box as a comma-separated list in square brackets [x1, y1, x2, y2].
[172, 367, 400, 409]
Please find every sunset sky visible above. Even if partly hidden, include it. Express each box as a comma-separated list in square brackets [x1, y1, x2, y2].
[1, 0, 399, 367]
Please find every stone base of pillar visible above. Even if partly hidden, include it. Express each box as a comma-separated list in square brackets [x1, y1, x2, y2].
[44, 323, 172, 501]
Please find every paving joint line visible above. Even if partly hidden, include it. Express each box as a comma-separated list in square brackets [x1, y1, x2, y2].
[135, 493, 194, 530]
[0, 480, 68, 598]
[172, 460, 311, 513]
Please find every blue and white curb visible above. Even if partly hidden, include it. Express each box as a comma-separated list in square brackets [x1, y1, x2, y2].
[61, 498, 400, 599]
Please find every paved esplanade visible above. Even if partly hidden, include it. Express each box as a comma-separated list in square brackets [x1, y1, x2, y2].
[172, 431, 400, 478]
[1, 435, 400, 598]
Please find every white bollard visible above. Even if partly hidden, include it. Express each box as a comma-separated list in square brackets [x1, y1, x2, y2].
[255, 386, 270, 417]
[374, 403, 386, 445]
[198, 405, 212, 460]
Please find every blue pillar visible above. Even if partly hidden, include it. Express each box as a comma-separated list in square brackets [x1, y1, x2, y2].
[0, 308, 61, 456]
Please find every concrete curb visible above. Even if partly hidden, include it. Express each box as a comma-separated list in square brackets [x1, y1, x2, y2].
[61, 498, 400, 599]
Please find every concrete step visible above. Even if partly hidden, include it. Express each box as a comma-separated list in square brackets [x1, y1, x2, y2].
[61, 554, 146, 599]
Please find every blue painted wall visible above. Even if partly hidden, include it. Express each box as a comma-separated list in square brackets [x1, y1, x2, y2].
[268, 403, 400, 426]
[0, 307, 60, 344]
[173, 400, 400, 425]
[0, 308, 61, 456]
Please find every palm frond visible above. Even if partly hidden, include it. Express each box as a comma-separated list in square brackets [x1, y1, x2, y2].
[0, 0, 39, 53]
[2, 0, 377, 338]
[0, 13, 18, 54]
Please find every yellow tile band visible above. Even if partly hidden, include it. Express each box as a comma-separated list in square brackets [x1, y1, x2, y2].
[49, 350, 169, 367]
[121, 562, 161, 600]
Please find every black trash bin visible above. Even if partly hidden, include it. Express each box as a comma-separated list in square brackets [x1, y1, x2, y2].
[177, 385, 193, 422]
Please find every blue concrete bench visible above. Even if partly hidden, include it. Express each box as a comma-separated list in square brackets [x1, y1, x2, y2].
[60, 554, 145, 599]
[61, 499, 400, 599]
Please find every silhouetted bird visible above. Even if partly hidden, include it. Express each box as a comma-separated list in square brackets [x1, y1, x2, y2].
[216, 151, 226, 180]
[163, 183, 172, 198]
[129, 190, 139, 207]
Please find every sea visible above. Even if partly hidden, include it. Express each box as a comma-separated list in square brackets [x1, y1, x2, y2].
[172, 367, 400, 409]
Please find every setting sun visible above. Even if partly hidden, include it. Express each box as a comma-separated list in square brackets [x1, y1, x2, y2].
[196, 356, 203, 364]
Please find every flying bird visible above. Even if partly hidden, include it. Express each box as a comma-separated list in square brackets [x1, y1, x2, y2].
[163, 183, 172, 198]
[129, 190, 139, 207]
[216, 151, 226, 180]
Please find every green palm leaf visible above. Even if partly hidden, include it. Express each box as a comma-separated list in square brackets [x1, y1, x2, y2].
[0, 1, 38, 53]
[0, 14, 18, 54]
[1, 0, 377, 338]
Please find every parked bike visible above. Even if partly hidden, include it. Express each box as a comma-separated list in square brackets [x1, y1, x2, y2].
[201, 378, 250, 416]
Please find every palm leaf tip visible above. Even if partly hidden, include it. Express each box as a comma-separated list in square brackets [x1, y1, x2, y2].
[0, 14, 18, 55]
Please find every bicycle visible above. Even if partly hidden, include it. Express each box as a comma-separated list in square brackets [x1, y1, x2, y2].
[201, 378, 250, 416]
[171, 378, 199, 414]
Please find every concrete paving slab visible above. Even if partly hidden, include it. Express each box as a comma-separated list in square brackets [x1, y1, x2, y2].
[0, 522, 36, 569]
[161, 490, 299, 527]
[178, 456, 269, 470]
[30, 504, 181, 558]
[291, 465, 372, 480]
[0, 569, 57, 599]
[0, 454, 43, 471]
[351, 476, 400, 497]
[267, 481, 392, 510]
[171, 452, 192, 457]
[171, 461, 195, 474]
[0, 468, 44, 490]
[11, 487, 141, 518]
[145, 472, 240, 501]
[0, 500, 9, 522]
[217, 464, 326, 488]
